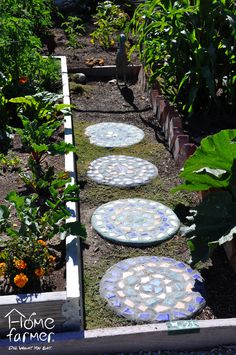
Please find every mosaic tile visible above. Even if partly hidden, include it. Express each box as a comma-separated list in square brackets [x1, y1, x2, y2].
[87, 155, 158, 188]
[100, 256, 206, 323]
[85, 122, 145, 148]
[91, 199, 180, 246]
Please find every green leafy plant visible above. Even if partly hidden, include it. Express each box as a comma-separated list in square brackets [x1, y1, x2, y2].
[0, 16, 40, 84]
[0, 5, 59, 96]
[10, 92, 75, 191]
[174, 129, 236, 192]
[33, 57, 61, 92]
[90, 1, 129, 49]
[174, 129, 236, 265]
[10, 91, 70, 123]
[62, 16, 85, 48]
[180, 165, 236, 266]
[0, 0, 55, 37]
[130, 0, 236, 118]
[0, 188, 84, 244]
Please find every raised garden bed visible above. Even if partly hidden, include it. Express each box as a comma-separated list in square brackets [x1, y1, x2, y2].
[0, 56, 82, 341]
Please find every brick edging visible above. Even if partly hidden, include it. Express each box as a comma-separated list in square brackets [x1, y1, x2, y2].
[138, 67, 197, 167]
[139, 67, 236, 272]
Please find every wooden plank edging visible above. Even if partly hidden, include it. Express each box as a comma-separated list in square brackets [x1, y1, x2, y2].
[0, 318, 235, 354]
[68, 64, 141, 80]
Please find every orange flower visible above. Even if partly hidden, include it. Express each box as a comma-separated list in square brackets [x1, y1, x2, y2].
[14, 273, 28, 288]
[0, 262, 6, 276]
[18, 76, 28, 85]
[34, 268, 45, 277]
[48, 255, 56, 263]
[14, 259, 27, 270]
[38, 239, 47, 247]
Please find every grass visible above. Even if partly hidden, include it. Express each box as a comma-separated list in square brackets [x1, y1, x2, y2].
[81, 179, 188, 210]
[74, 120, 195, 329]
[74, 121, 167, 173]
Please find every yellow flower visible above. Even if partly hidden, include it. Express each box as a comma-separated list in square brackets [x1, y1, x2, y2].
[14, 259, 27, 270]
[38, 239, 47, 247]
[0, 262, 6, 276]
[90, 38, 95, 44]
[48, 255, 56, 263]
[34, 268, 45, 277]
[14, 273, 28, 288]
[110, 39, 115, 46]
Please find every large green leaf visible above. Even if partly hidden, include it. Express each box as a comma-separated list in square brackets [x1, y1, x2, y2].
[10, 97, 37, 106]
[48, 142, 76, 155]
[174, 129, 236, 191]
[182, 190, 236, 265]
[31, 143, 48, 153]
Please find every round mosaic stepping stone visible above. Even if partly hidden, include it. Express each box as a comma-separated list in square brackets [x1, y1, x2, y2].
[87, 155, 158, 187]
[92, 199, 180, 246]
[100, 256, 206, 323]
[85, 122, 145, 148]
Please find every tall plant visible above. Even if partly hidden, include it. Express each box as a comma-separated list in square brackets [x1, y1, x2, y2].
[0, 16, 41, 84]
[130, 0, 236, 118]
[0, 0, 55, 36]
[0, 2, 59, 95]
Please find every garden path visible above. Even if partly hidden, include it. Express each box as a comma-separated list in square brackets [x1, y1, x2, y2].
[72, 80, 206, 324]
